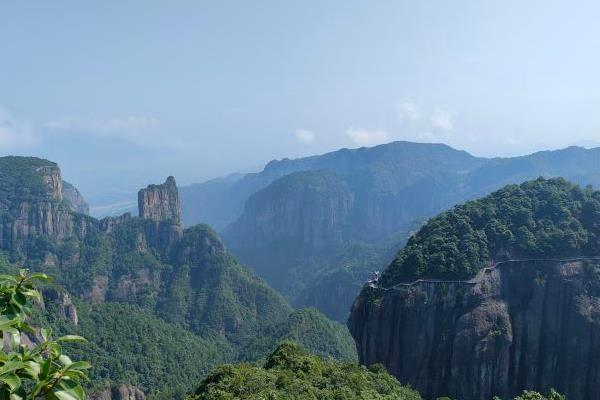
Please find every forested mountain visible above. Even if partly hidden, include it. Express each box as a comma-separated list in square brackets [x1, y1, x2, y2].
[349, 178, 600, 400]
[0, 156, 355, 399]
[183, 142, 600, 321]
[189, 341, 564, 400]
[188, 341, 422, 400]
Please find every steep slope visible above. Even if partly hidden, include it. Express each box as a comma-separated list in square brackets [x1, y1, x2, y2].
[224, 171, 355, 295]
[62, 180, 90, 214]
[349, 178, 600, 400]
[216, 143, 600, 321]
[0, 156, 356, 399]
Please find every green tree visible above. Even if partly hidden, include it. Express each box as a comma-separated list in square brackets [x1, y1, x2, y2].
[0, 270, 90, 399]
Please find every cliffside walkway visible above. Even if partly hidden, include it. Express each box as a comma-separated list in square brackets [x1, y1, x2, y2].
[369, 256, 600, 291]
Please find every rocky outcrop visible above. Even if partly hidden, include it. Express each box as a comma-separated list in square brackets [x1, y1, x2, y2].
[138, 177, 183, 249]
[42, 289, 79, 325]
[225, 171, 353, 251]
[91, 385, 145, 400]
[99, 213, 132, 233]
[348, 259, 600, 400]
[0, 161, 89, 253]
[62, 180, 89, 214]
[37, 165, 63, 201]
[138, 176, 182, 224]
[56, 291, 78, 325]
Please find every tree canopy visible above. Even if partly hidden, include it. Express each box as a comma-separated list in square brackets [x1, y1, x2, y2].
[382, 178, 600, 285]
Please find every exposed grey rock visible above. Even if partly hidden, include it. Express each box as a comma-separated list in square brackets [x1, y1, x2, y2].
[0, 164, 90, 252]
[62, 180, 89, 214]
[138, 176, 183, 249]
[99, 213, 132, 233]
[348, 259, 600, 400]
[42, 289, 79, 325]
[90, 385, 146, 400]
[138, 176, 182, 225]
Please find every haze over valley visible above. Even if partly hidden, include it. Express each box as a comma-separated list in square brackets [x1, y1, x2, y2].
[2, 2, 600, 399]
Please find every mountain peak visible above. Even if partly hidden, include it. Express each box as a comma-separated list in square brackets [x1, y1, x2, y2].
[138, 176, 182, 225]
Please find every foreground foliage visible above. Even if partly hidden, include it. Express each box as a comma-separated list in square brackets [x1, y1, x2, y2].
[189, 342, 421, 400]
[0, 270, 90, 400]
[383, 177, 600, 285]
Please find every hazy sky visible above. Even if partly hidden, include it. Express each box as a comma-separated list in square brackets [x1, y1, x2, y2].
[2, 1, 600, 207]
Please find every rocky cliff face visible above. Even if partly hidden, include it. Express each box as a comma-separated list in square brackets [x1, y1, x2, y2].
[349, 259, 600, 400]
[62, 180, 89, 214]
[225, 171, 353, 252]
[223, 170, 354, 294]
[91, 385, 146, 400]
[138, 176, 182, 224]
[138, 176, 183, 249]
[0, 160, 89, 253]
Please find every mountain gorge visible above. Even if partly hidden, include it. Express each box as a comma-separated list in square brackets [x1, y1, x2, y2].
[181, 142, 600, 322]
[0, 156, 355, 399]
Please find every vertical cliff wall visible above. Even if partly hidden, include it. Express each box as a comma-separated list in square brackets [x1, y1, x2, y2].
[138, 176, 182, 224]
[0, 160, 89, 253]
[349, 259, 600, 400]
[137, 176, 183, 248]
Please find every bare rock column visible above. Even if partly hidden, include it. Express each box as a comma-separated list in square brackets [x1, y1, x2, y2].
[138, 176, 184, 248]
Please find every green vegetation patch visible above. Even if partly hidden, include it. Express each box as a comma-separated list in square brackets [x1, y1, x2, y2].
[51, 302, 232, 400]
[382, 177, 600, 285]
[189, 341, 421, 400]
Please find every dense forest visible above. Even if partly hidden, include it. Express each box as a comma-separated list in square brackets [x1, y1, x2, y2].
[381, 177, 600, 285]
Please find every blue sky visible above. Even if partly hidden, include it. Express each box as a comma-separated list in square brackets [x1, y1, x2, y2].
[1, 1, 600, 211]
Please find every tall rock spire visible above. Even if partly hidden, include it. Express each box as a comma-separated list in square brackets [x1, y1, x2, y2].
[137, 176, 184, 249]
[138, 176, 182, 226]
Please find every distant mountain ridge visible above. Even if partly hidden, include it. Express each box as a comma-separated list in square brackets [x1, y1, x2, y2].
[182, 143, 600, 232]
[180, 142, 600, 321]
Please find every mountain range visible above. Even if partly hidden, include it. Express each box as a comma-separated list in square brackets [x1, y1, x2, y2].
[179, 142, 600, 321]
[0, 156, 355, 399]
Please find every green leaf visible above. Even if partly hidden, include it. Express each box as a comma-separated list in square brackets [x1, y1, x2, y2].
[0, 361, 24, 375]
[0, 374, 21, 391]
[0, 275, 18, 283]
[11, 293, 26, 307]
[59, 355, 72, 367]
[65, 361, 91, 371]
[9, 391, 24, 400]
[0, 316, 19, 332]
[52, 386, 84, 400]
[39, 358, 51, 380]
[40, 328, 50, 342]
[29, 273, 51, 282]
[47, 342, 62, 357]
[23, 361, 40, 379]
[9, 332, 20, 349]
[56, 335, 86, 343]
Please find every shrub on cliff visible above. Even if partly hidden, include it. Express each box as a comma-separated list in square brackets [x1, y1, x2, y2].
[493, 389, 565, 400]
[188, 341, 421, 399]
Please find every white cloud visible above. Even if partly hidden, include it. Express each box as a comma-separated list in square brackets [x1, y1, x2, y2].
[0, 108, 37, 149]
[396, 102, 421, 122]
[295, 129, 316, 144]
[430, 110, 453, 132]
[346, 127, 390, 147]
[45, 116, 159, 136]
[43, 116, 184, 148]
